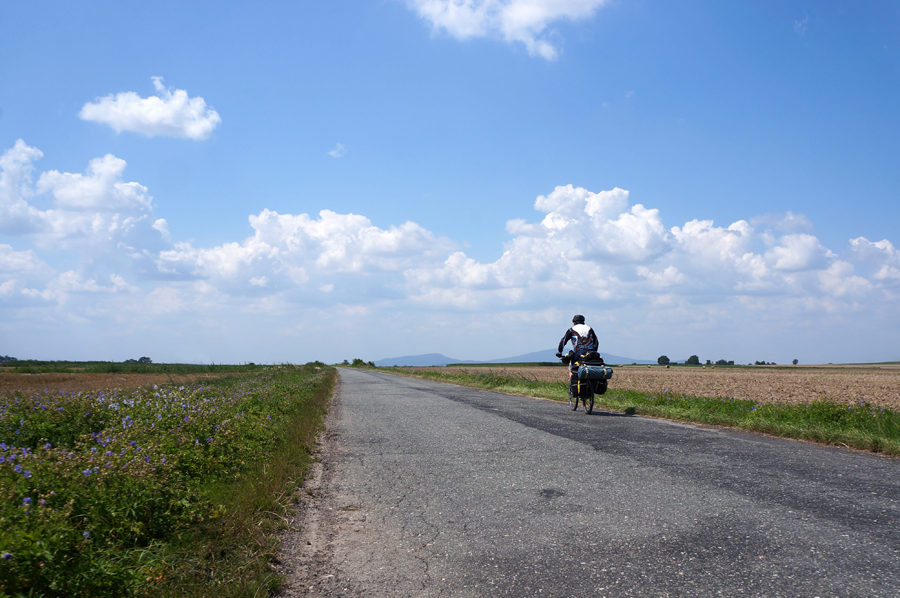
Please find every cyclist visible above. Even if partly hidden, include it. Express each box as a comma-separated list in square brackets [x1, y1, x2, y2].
[556, 314, 599, 379]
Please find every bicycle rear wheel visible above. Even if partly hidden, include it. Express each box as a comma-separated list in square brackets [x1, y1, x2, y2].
[583, 392, 594, 414]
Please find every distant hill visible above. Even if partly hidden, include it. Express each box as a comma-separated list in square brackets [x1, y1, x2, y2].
[374, 349, 653, 367]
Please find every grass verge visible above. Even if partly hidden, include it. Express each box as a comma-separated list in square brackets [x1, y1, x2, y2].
[0, 363, 335, 597]
[392, 368, 900, 456]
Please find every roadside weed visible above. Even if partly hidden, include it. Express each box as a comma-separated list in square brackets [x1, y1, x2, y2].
[0, 364, 334, 597]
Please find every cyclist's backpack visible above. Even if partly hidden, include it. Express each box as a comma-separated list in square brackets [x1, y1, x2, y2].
[582, 351, 604, 365]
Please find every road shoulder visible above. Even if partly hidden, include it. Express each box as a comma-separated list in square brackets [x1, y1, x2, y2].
[274, 379, 343, 597]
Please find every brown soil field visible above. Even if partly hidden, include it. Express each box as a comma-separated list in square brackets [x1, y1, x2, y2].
[403, 365, 900, 410]
[0, 371, 252, 398]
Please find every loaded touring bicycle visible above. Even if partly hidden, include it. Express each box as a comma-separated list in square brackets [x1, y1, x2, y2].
[561, 350, 613, 414]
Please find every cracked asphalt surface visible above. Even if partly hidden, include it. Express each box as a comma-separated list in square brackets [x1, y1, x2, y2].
[277, 368, 900, 597]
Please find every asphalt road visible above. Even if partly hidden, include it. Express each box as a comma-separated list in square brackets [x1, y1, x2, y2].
[279, 368, 900, 597]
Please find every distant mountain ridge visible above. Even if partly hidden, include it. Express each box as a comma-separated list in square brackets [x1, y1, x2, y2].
[374, 349, 654, 367]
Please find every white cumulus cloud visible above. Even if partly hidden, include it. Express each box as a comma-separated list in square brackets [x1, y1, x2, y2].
[0, 244, 54, 303]
[404, 184, 890, 314]
[0, 244, 46, 275]
[764, 233, 834, 272]
[156, 208, 457, 296]
[0, 141, 174, 310]
[37, 154, 152, 212]
[527, 185, 671, 263]
[50, 271, 135, 295]
[407, 0, 610, 59]
[850, 237, 900, 283]
[0, 141, 163, 252]
[0, 139, 45, 235]
[817, 261, 872, 298]
[79, 77, 221, 140]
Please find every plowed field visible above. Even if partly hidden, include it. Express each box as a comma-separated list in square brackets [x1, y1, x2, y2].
[403, 365, 900, 410]
[0, 371, 250, 398]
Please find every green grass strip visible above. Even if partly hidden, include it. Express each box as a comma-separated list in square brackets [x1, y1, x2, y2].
[392, 368, 900, 456]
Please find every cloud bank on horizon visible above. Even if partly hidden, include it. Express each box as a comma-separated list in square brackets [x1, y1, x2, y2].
[2, 139, 897, 364]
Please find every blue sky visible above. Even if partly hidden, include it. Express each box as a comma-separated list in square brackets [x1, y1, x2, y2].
[2, 0, 898, 365]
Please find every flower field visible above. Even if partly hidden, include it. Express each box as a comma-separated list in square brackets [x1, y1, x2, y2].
[0, 365, 334, 597]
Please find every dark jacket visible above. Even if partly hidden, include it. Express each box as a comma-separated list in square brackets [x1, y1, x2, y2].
[558, 323, 599, 354]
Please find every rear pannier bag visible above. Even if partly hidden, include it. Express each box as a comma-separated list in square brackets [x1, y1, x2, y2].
[569, 376, 609, 396]
[569, 377, 594, 398]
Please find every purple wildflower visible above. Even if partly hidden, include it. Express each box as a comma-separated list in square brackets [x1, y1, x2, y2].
[22, 497, 32, 506]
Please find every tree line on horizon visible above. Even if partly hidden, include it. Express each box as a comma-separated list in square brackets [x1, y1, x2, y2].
[657, 355, 799, 366]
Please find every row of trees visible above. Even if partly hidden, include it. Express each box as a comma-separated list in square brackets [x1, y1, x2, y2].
[341, 358, 375, 367]
[658, 355, 799, 366]
[1, 356, 157, 364]
[753, 360, 800, 365]
[657, 355, 705, 365]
